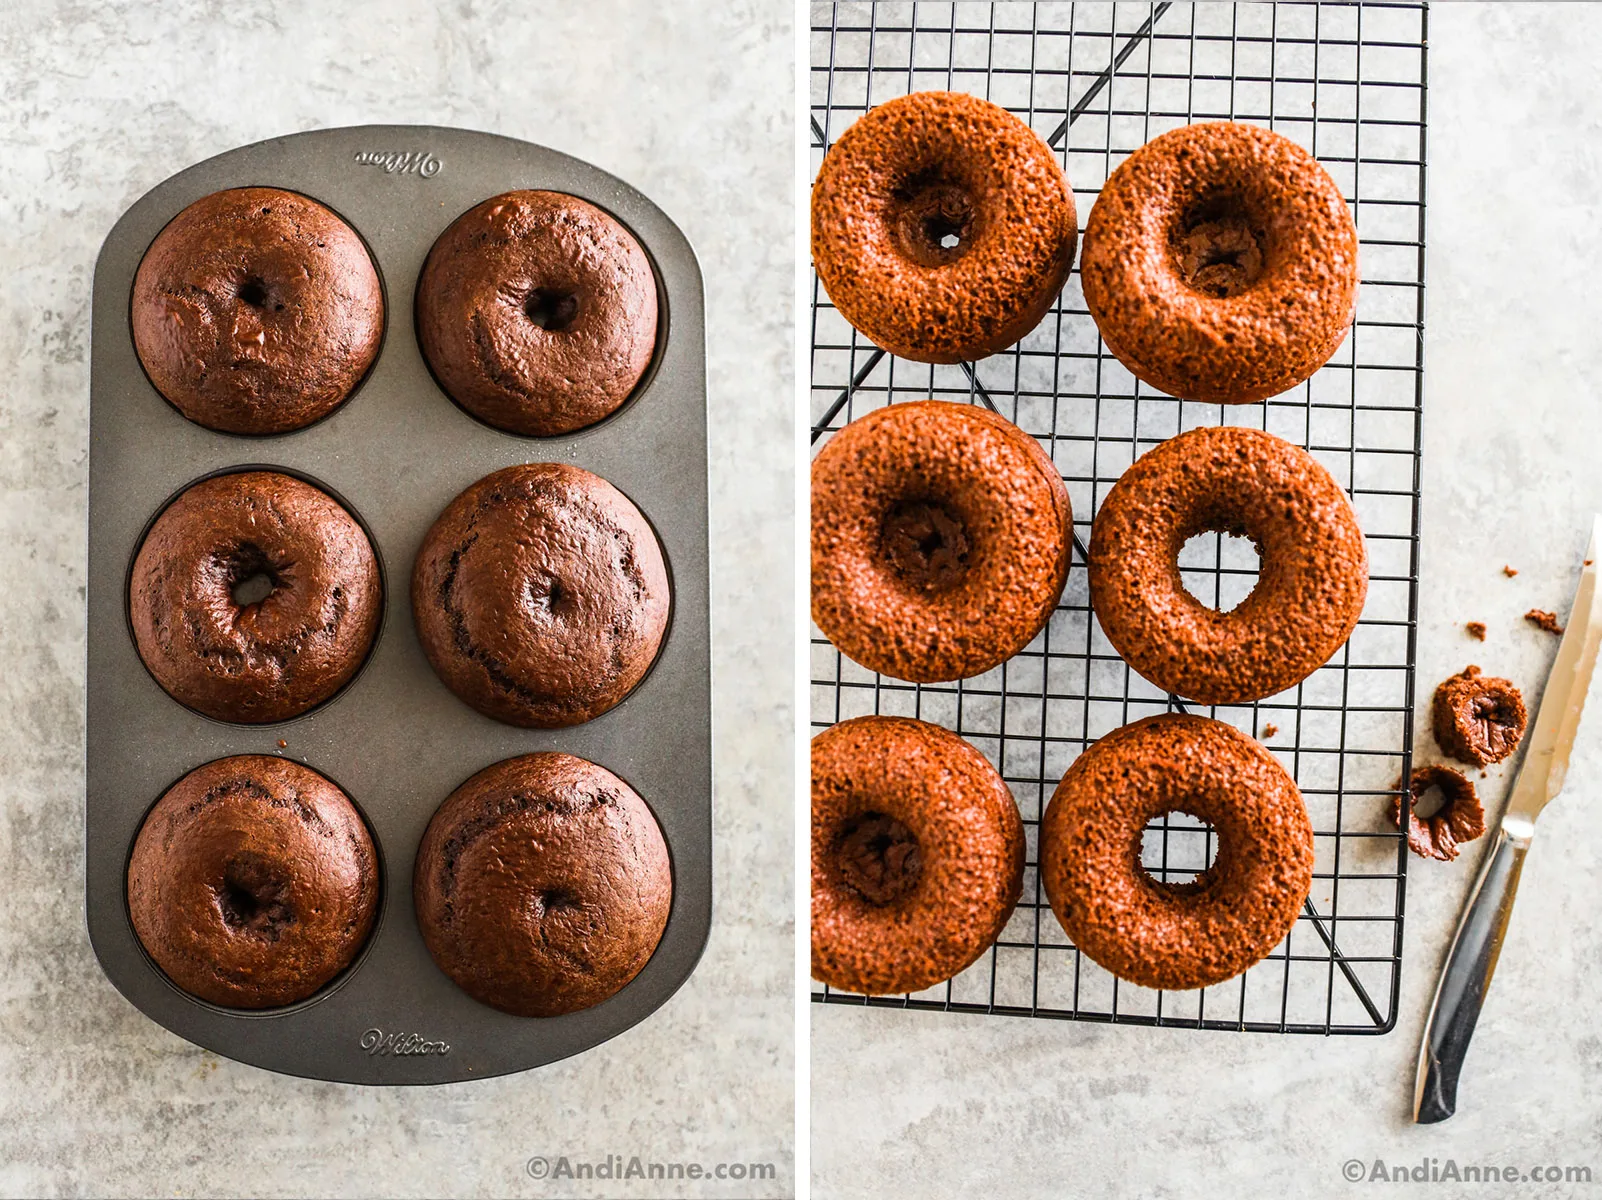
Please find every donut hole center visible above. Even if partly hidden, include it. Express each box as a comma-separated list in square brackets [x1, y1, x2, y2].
[1411, 778, 1449, 821]
[1178, 524, 1261, 614]
[525, 574, 571, 616]
[215, 858, 294, 941]
[523, 287, 580, 332]
[1172, 194, 1267, 299]
[222, 543, 284, 610]
[880, 500, 970, 592]
[891, 173, 976, 268]
[835, 811, 921, 905]
[236, 276, 271, 309]
[531, 887, 582, 917]
[1140, 811, 1219, 888]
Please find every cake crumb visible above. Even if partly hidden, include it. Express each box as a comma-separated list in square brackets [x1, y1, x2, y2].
[1525, 608, 1564, 635]
[1503, 565, 1519, 577]
[1465, 621, 1486, 641]
[277, 739, 288, 749]
[1261, 723, 1279, 739]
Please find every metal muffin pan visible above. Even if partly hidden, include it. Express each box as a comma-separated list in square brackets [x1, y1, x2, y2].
[86, 125, 710, 1084]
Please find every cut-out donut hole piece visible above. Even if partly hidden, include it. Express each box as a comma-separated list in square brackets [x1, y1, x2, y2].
[522, 286, 580, 332]
[1170, 192, 1268, 299]
[1140, 812, 1218, 887]
[879, 499, 971, 592]
[833, 811, 922, 905]
[1179, 528, 1261, 613]
[890, 170, 975, 268]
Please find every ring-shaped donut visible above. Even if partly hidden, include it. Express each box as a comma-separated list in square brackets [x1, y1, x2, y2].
[1040, 714, 1313, 991]
[1088, 426, 1366, 705]
[416, 190, 658, 436]
[812, 716, 1024, 995]
[1081, 122, 1358, 404]
[811, 91, 1077, 364]
[131, 187, 384, 434]
[128, 471, 383, 723]
[812, 401, 1072, 683]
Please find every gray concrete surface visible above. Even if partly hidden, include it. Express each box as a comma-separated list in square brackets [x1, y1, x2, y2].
[811, 5, 1602, 1198]
[0, 2, 794, 1196]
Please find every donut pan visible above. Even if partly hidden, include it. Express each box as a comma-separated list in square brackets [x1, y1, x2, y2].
[86, 125, 710, 1084]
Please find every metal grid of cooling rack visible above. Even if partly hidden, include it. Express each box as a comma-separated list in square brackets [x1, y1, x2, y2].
[810, 1, 1428, 1035]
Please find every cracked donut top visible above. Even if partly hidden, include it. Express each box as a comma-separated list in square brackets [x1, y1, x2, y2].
[1080, 121, 1358, 405]
[1391, 764, 1486, 862]
[416, 190, 658, 436]
[413, 752, 671, 1017]
[127, 755, 379, 1008]
[131, 187, 384, 434]
[1431, 664, 1527, 767]
[128, 471, 382, 723]
[810, 90, 1078, 364]
[411, 463, 670, 728]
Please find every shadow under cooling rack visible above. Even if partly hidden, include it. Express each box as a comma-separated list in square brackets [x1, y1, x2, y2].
[809, 1, 1428, 1036]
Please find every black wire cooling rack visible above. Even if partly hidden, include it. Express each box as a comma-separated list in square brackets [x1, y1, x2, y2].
[810, 1, 1428, 1035]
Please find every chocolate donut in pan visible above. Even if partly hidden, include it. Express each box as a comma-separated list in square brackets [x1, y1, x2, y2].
[127, 755, 380, 1009]
[812, 716, 1024, 996]
[131, 187, 384, 434]
[811, 90, 1078, 363]
[414, 752, 672, 1017]
[411, 463, 670, 728]
[416, 190, 658, 436]
[128, 471, 383, 724]
[1040, 714, 1314, 991]
[1087, 425, 1367, 705]
[811, 401, 1072, 683]
[1080, 122, 1359, 404]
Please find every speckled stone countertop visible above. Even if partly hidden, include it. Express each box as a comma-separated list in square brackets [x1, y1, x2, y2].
[811, 6, 1602, 1198]
[0, 2, 793, 1197]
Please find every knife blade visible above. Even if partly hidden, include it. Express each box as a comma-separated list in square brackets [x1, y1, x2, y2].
[1413, 514, 1602, 1123]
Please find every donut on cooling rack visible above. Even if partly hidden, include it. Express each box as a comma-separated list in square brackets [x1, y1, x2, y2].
[416, 190, 658, 436]
[1080, 121, 1359, 404]
[1040, 713, 1314, 991]
[811, 90, 1078, 364]
[128, 471, 383, 723]
[131, 187, 384, 434]
[1087, 425, 1367, 705]
[411, 463, 670, 727]
[415, 753, 672, 1017]
[127, 755, 379, 1008]
[812, 716, 1024, 995]
[812, 400, 1072, 683]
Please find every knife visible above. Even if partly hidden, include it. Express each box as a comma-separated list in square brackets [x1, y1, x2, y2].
[1413, 514, 1602, 1124]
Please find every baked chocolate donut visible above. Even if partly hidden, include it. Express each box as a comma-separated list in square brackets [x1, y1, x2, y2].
[414, 753, 671, 1017]
[1081, 122, 1359, 404]
[127, 755, 380, 1008]
[1088, 426, 1366, 705]
[812, 716, 1024, 995]
[129, 471, 383, 723]
[416, 190, 658, 436]
[1040, 714, 1313, 991]
[812, 401, 1072, 682]
[131, 187, 384, 434]
[412, 463, 670, 728]
[811, 91, 1077, 363]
